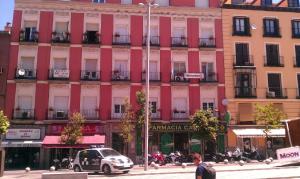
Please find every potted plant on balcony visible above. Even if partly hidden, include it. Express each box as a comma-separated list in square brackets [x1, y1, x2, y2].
[114, 33, 120, 38]
[173, 108, 179, 113]
[49, 107, 54, 112]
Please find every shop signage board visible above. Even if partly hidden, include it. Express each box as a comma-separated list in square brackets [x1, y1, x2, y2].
[49, 124, 103, 135]
[53, 69, 69, 78]
[184, 73, 204, 79]
[6, 129, 41, 140]
[276, 146, 300, 162]
[150, 123, 197, 132]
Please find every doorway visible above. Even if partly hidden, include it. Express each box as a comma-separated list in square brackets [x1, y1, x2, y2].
[112, 133, 124, 154]
[174, 133, 189, 155]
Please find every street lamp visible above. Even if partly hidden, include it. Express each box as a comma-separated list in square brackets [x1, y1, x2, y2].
[139, 0, 158, 171]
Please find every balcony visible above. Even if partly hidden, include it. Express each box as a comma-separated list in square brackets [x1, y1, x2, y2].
[199, 38, 216, 48]
[142, 72, 161, 82]
[171, 72, 189, 83]
[13, 109, 34, 120]
[82, 31, 100, 44]
[172, 110, 189, 120]
[294, 57, 300, 67]
[233, 55, 254, 67]
[81, 109, 99, 120]
[81, 71, 100, 81]
[235, 87, 257, 98]
[112, 35, 130, 45]
[151, 112, 161, 120]
[143, 36, 160, 46]
[264, 56, 284, 67]
[171, 37, 188, 47]
[15, 68, 36, 80]
[47, 109, 69, 120]
[49, 69, 70, 80]
[200, 72, 218, 83]
[266, 88, 288, 99]
[111, 71, 130, 81]
[19, 30, 38, 43]
[111, 113, 123, 120]
[52, 32, 70, 43]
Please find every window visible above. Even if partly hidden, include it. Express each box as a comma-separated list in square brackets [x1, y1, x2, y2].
[55, 22, 69, 33]
[173, 62, 186, 74]
[54, 96, 69, 110]
[173, 98, 187, 113]
[263, 18, 280, 37]
[295, 46, 300, 67]
[150, 101, 157, 113]
[85, 59, 97, 71]
[261, 0, 272, 6]
[202, 102, 214, 110]
[20, 57, 34, 70]
[154, 0, 169, 6]
[121, 0, 132, 4]
[233, 17, 250, 36]
[297, 74, 300, 97]
[93, 0, 105, 3]
[201, 62, 215, 81]
[22, 21, 38, 42]
[292, 20, 300, 38]
[288, 0, 300, 7]
[267, 73, 284, 98]
[53, 58, 67, 69]
[235, 43, 251, 66]
[265, 44, 282, 66]
[18, 96, 33, 109]
[114, 104, 125, 113]
[195, 0, 209, 8]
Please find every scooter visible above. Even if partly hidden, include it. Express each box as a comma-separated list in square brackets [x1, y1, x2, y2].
[243, 147, 264, 162]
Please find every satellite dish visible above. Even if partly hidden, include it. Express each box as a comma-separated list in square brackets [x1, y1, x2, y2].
[18, 69, 25, 76]
[251, 24, 257, 30]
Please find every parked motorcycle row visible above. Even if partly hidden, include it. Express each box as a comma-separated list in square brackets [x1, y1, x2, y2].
[212, 147, 265, 163]
[52, 157, 73, 170]
[148, 151, 193, 166]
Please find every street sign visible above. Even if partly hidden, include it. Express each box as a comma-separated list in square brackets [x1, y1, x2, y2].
[276, 146, 300, 162]
[184, 73, 204, 79]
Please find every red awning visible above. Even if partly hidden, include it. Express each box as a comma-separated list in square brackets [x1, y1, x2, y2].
[42, 135, 105, 148]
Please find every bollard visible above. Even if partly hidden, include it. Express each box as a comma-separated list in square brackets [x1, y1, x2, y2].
[154, 164, 159, 169]
[150, 162, 156, 167]
[25, 167, 31, 173]
[50, 166, 55, 171]
[181, 163, 187, 169]
[239, 160, 245, 166]
[224, 159, 229, 164]
[269, 157, 273, 162]
[265, 159, 271, 164]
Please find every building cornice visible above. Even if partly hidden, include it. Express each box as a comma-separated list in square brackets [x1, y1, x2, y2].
[15, 0, 221, 19]
[222, 4, 300, 13]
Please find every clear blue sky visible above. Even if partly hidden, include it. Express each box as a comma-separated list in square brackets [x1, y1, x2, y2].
[0, 0, 14, 30]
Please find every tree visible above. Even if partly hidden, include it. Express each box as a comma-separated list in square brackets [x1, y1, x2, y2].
[254, 103, 286, 157]
[0, 110, 10, 177]
[120, 98, 134, 155]
[60, 112, 85, 157]
[190, 109, 219, 155]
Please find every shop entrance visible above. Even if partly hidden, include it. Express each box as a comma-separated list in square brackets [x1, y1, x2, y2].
[174, 133, 189, 155]
[5, 147, 40, 170]
[112, 133, 124, 154]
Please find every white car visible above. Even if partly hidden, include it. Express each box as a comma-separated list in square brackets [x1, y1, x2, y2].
[73, 148, 134, 174]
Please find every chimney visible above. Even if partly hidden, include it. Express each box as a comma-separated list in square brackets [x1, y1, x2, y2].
[4, 22, 11, 34]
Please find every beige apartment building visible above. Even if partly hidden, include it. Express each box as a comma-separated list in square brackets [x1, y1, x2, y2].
[222, 0, 300, 155]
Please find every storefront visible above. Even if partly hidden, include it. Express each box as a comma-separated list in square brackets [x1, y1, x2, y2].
[149, 123, 217, 156]
[43, 124, 106, 168]
[1, 127, 45, 169]
[229, 128, 286, 158]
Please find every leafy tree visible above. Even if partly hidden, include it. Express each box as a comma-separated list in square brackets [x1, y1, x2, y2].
[120, 98, 134, 155]
[0, 110, 10, 177]
[135, 90, 151, 156]
[60, 112, 85, 145]
[254, 103, 286, 157]
[190, 109, 219, 155]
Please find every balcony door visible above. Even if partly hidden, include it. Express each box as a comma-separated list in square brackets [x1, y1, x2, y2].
[173, 98, 187, 115]
[54, 96, 69, 110]
[235, 43, 249, 65]
[85, 59, 98, 79]
[268, 73, 282, 97]
[149, 61, 158, 80]
[266, 44, 279, 66]
[19, 57, 34, 78]
[54, 58, 67, 70]
[236, 73, 251, 96]
[18, 96, 32, 110]
[202, 62, 214, 80]
[23, 21, 37, 41]
[82, 96, 97, 118]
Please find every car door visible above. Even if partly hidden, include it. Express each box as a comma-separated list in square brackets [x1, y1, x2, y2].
[88, 150, 102, 171]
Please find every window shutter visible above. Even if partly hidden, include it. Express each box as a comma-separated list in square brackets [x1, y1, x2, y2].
[292, 20, 295, 37]
[275, 19, 280, 36]
[233, 17, 237, 34]
[245, 18, 250, 35]
[263, 19, 267, 35]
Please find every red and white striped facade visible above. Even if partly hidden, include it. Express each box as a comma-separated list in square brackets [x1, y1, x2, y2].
[6, 0, 224, 147]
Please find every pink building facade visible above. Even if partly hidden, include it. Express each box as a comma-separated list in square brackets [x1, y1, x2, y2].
[4, 0, 224, 168]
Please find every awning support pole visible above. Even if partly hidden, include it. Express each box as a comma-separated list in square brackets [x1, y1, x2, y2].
[285, 121, 293, 147]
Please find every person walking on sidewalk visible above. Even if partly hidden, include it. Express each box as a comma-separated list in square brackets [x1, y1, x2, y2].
[193, 153, 216, 179]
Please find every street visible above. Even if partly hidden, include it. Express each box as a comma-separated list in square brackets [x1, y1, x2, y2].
[2, 162, 300, 179]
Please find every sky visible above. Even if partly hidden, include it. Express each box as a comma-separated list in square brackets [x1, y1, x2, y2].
[0, 0, 14, 30]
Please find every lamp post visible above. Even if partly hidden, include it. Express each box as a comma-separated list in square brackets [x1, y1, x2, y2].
[139, 0, 158, 171]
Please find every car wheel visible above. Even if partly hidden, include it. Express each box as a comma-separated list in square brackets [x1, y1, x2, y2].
[74, 165, 81, 172]
[102, 164, 111, 175]
[123, 170, 129, 174]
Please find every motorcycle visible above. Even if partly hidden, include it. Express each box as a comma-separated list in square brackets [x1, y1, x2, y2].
[52, 157, 73, 170]
[242, 147, 264, 162]
[148, 151, 166, 165]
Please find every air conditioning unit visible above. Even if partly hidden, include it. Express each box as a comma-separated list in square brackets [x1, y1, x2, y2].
[267, 91, 276, 97]
[175, 75, 184, 81]
[56, 111, 66, 119]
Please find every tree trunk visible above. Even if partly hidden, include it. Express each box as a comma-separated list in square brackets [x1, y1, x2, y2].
[0, 136, 5, 177]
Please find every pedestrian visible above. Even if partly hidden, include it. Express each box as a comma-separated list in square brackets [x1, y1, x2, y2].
[193, 153, 216, 179]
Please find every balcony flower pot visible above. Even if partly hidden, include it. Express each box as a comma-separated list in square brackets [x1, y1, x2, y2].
[49, 107, 54, 111]
[114, 33, 120, 37]
[173, 109, 179, 113]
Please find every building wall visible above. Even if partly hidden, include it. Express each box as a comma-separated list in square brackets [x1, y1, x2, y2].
[0, 32, 10, 111]
[222, 8, 300, 124]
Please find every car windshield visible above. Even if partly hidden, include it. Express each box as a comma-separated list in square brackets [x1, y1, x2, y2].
[100, 149, 121, 157]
